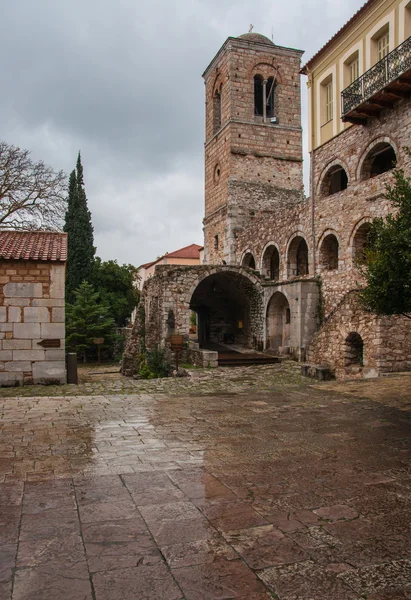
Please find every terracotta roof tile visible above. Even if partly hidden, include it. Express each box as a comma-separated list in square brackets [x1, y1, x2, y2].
[166, 244, 202, 259]
[301, 0, 377, 74]
[0, 231, 68, 262]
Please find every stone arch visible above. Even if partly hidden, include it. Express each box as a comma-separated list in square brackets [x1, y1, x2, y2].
[287, 233, 310, 278]
[266, 291, 291, 352]
[357, 136, 398, 180]
[189, 268, 264, 349]
[250, 62, 284, 86]
[317, 159, 349, 196]
[241, 251, 256, 270]
[345, 332, 364, 370]
[318, 231, 340, 271]
[350, 218, 373, 265]
[260, 243, 280, 280]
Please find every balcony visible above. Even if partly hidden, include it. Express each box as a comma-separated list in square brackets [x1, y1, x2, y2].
[341, 35, 411, 124]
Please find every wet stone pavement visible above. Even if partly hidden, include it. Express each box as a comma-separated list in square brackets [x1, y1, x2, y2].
[1, 365, 411, 599]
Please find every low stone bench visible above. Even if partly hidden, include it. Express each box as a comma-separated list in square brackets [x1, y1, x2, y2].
[301, 363, 334, 381]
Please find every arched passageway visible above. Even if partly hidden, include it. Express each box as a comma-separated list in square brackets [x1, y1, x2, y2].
[345, 332, 364, 368]
[266, 292, 291, 352]
[190, 271, 263, 349]
[288, 236, 309, 278]
[262, 245, 280, 280]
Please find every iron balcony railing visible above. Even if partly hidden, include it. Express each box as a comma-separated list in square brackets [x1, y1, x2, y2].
[341, 35, 411, 117]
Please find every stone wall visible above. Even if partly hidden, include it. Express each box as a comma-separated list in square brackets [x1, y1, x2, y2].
[122, 264, 267, 376]
[0, 260, 66, 386]
[306, 292, 411, 379]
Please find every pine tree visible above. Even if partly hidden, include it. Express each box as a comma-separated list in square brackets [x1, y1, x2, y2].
[66, 281, 116, 362]
[64, 153, 95, 303]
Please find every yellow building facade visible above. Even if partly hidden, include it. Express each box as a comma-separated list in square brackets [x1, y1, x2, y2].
[302, 0, 411, 149]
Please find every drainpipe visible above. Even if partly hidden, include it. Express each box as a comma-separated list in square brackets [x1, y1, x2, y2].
[309, 76, 316, 276]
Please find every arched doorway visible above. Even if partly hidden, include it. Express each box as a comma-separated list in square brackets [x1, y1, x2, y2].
[287, 236, 309, 277]
[242, 252, 256, 269]
[266, 292, 291, 352]
[261, 245, 280, 280]
[353, 222, 371, 265]
[190, 270, 263, 349]
[345, 332, 364, 369]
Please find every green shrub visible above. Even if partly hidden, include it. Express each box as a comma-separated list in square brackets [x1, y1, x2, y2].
[146, 345, 169, 378]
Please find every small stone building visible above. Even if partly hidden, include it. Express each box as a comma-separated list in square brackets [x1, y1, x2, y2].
[0, 231, 67, 386]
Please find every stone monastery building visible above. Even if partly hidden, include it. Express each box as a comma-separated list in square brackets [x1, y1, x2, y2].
[124, 0, 411, 379]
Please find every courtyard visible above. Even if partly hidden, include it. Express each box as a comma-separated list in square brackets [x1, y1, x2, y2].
[1, 364, 411, 599]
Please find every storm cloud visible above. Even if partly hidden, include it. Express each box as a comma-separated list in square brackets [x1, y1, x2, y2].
[0, 0, 362, 266]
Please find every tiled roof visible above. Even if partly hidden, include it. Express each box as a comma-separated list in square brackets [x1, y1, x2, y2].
[138, 260, 157, 270]
[166, 244, 203, 259]
[301, 0, 377, 74]
[0, 231, 68, 262]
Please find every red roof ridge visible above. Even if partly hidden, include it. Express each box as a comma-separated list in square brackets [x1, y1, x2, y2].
[166, 243, 202, 259]
[301, 0, 377, 74]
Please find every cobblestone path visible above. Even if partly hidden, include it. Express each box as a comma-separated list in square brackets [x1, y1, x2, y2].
[1, 366, 411, 599]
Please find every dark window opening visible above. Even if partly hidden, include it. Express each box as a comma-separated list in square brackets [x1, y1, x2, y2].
[285, 308, 291, 324]
[362, 143, 396, 179]
[370, 146, 396, 177]
[254, 75, 264, 116]
[213, 88, 222, 134]
[321, 165, 348, 196]
[296, 240, 309, 276]
[262, 245, 280, 280]
[320, 234, 339, 271]
[353, 223, 371, 265]
[345, 332, 364, 368]
[288, 237, 309, 278]
[254, 75, 276, 118]
[214, 235, 219, 250]
[242, 252, 256, 270]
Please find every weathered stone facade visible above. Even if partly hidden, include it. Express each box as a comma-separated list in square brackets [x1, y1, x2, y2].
[0, 259, 66, 386]
[123, 31, 411, 380]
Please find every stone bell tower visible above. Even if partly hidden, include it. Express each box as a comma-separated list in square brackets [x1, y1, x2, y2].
[202, 32, 304, 264]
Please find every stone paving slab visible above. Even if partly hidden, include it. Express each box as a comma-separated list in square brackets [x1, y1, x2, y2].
[1, 368, 411, 598]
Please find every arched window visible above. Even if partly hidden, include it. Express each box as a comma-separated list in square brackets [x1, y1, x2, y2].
[254, 74, 276, 119]
[254, 75, 264, 116]
[320, 165, 348, 196]
[213, 86, 222, 134]
[345, 332, 364, 368]
[319, 234, 339, 271]
[361, 142, 396, 179]
[242, 252, 256, 269]
[287, 236, 309, 277]
[353, 222, 371, 265]
[262, 245, 280, 280]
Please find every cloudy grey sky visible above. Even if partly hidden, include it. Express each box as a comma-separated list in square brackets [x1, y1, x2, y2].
[0, 0, 362, 267]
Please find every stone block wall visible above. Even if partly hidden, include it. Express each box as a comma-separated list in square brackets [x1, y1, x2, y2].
[0, 260, 66, 386]
[306, 292, 411, 379]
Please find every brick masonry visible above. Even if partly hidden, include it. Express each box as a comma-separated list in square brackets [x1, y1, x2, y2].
[0, 260, 66, 386]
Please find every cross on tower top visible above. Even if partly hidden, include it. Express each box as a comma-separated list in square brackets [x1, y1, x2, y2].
[249, 24, 254, 33]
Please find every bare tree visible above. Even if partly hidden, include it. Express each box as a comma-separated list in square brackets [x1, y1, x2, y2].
[0, 141, 67, 230]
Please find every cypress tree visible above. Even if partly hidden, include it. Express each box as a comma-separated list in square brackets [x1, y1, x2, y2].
[64, 152, 95, 302]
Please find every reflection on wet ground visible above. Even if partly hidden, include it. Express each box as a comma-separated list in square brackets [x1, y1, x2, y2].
[1, 367, 411, 599]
